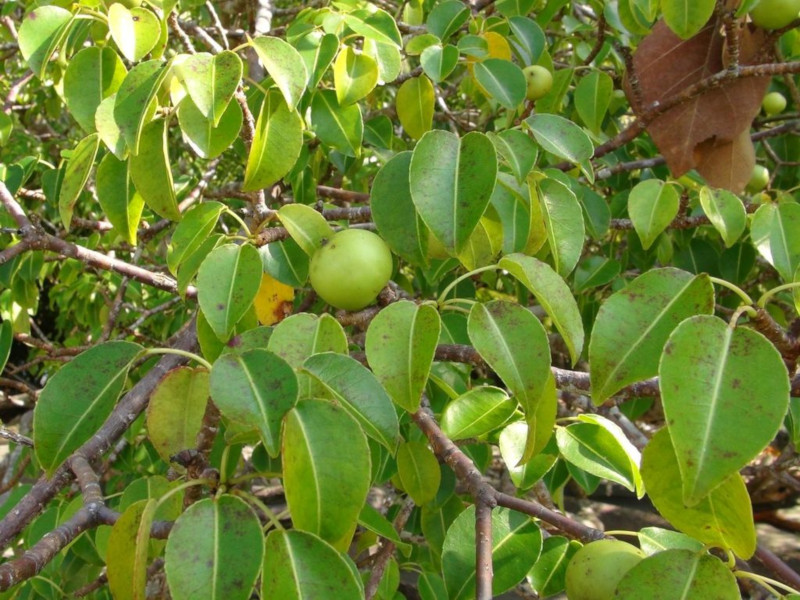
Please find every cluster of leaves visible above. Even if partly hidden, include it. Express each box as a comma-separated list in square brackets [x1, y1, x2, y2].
[0, 0, 800, 598]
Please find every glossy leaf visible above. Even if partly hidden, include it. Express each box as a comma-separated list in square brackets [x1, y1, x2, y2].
[660, 315, 790, 504]
[129, 118, 179, 220]
[698, 187, 746, 247]
[178, 95, 243, 159]
[34, 341, 142, 473]
[525, 114, 593, 166]
[64, 47, 127, 134]
[474, 59, 527, 109]
[243, 91, 303, 191]
[589, 268, 714, 404]
[628, 179, 680, 250]
[262, 530, 364, 599]
[114, 60, 171, 155]
[365, 300, 440, 412]
[442, 506, 542, 599]
[210, 349, 298, 456]
[177, 51, 242, 126]
[662, 0, 715, 39]
[642, 429, 756, 558]
[499, 254, 584, 364]
[106, 500, 153, 600]
[396, 76, 435, 140]
[333, 46, 379, 106]
[268, 313, 348, 372]
[410, 130, 497, 254]
[146, 367, 209, 464]
[196, 244, 262, 340]
[528, 536, 580, 597]
[359, 504, 412, 554]
[277, 203, 335, 256]
[96, 152, 144, 245]
[18, 6, 73, 80]
[96, 94, 127, 159]
[302, 352, 400, 451]
[537, 176, 585, 276]
[310, 90, 363, 157]
[420, 44, 459, 82]
[441, 386, 515, 440]
[427, 1, 470, 41]
[260, 238, 309, 287]
[343, 8, 402, 47]
[489, 130, 538, 184]
[59, 133, 100, 228]
[574, 70, 613, 134]
[637, 527, 704, 554]
[251, 36, 308, 108]
[108, 4, 160, 62]
[396, 440, 441, 505]
[467, 300, 550, 415]
[750, 201, 800, 281]
[0, 321, 11, 375]
[165, 496, 264, 600]
[167, 202, 224, 274]
[283, 399, 371, 551]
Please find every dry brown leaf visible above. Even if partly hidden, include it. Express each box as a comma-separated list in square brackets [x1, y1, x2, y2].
[626, 19, 771, 191]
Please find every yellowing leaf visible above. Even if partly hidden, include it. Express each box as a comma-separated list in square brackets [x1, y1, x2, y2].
[254, 272, 294, 325]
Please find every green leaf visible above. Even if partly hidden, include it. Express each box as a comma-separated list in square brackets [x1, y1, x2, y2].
[615, 549, 739, 599]
[333, 46, 379, 106]
[508, 16, 546, 64]
[359, 504, 412, 554]
[177, 51, 242, 126]
[310, 90, 363, 157]
[106, 500, 154, 600]
[295, 32, 338, 89]
[420, 44, 459, 82]
[18, 6, 73, 80]
[268, 313, 348, 372]
[0, 321, 11, 375]
[618, 0, 658, 34]
[96, 152, 144, 245]
[525, 113, 593, 166]
[260, 238, 309, 287]
[491, 174, 531, 254]
[528, 536, 580, 597]
[146, 367, 209, 464]
[371, 152, 429, 266]
[59, 133, 100, 228]
[262, 530, 364, 599]
[660, 315, 790, 505]
[589, 268, 714, 404]
[426, 0, 470, 41]
[196, 244, 262, 340]
[108, 4, 161, 63]
[574, 70, 613, 134]
[396, 440, 441, 505]
[637, 527, 704, 554]
[628, 180, 680, 250]
[164, 496, 264, 600]
[283, 399, 371, 551]
[34, 341, 142, 473]
[167, 202, 224, 274]
[410, 130, 497, 254]
[301, 352, 400, 451]
[64, 47, 127, 134]
[489, 130, 538, 184]
[499, 254, 585, 365]
[537, 176, 585, 276]
[396, 75, 435, 140]
[441, 386, 515, 440]
[114, 60, 171, 155]
[210, 350, 298, 456]
[641, 429, 756, 558]
[365, 300, 440, 413]
[178, 94, 243, 160]
[698, 187, 746, 247]
[277, 203, 335, 256]
[467, 300, 550, 415]
[343, 8, 403, 47]
[129, 118, 179, 220]
[750, 201, 800, 281]
[96, 94, 127, 159]
[251, 36, 308, 108]
[473, 59, 527, 109]
[662, 0, 715, 39]
[243, 91, 303, 191]
[573, 256, 621, 293]
[442, 506, 542, 599]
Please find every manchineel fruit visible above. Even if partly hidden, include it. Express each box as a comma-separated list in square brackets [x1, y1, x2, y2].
[565, 539, 645, 600]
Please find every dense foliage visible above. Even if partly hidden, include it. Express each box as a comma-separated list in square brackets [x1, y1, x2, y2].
[0, 0, 800, 598]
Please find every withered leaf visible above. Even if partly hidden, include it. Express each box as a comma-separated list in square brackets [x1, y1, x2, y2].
[626, 19, 771, 191]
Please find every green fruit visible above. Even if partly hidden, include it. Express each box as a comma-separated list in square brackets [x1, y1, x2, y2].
[762, 91, 787, 115]
[750, 0, 800, 29]
[309, 229, 393, 311]
[565, 539, 645, 600]
[746, 164, 770, 194]
[523, 65, 554, 101]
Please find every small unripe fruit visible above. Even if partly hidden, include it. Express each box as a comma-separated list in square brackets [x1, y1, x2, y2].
[762, 91, 787, 115]
[522, 65, 554, 101]
[565, 539, 645, 600]
[309, 229, 393, 311]
[746, 164, 770, 194]
[749, 0, 800, 29]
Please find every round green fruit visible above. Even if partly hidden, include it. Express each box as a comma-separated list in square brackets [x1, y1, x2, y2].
[746, 164, 770, 194]
[750, 0, 800, 29]
[523, 65, 554, 101]
[762, 91, 787, 115]
[565, 539, 645, 600]
[309, 229, 393, 311]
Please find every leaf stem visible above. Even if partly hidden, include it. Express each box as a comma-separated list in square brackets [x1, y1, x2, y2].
[729, 304, 758, 328]
[757, 281, 800, 308]
[708, 276, 754, 306]
[232, 489, 285, 533]
[224, 208, 252, 237]
[437, 264, 500, 306]
[143, 348, 213, 371]
[735, 570, 800, 596]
